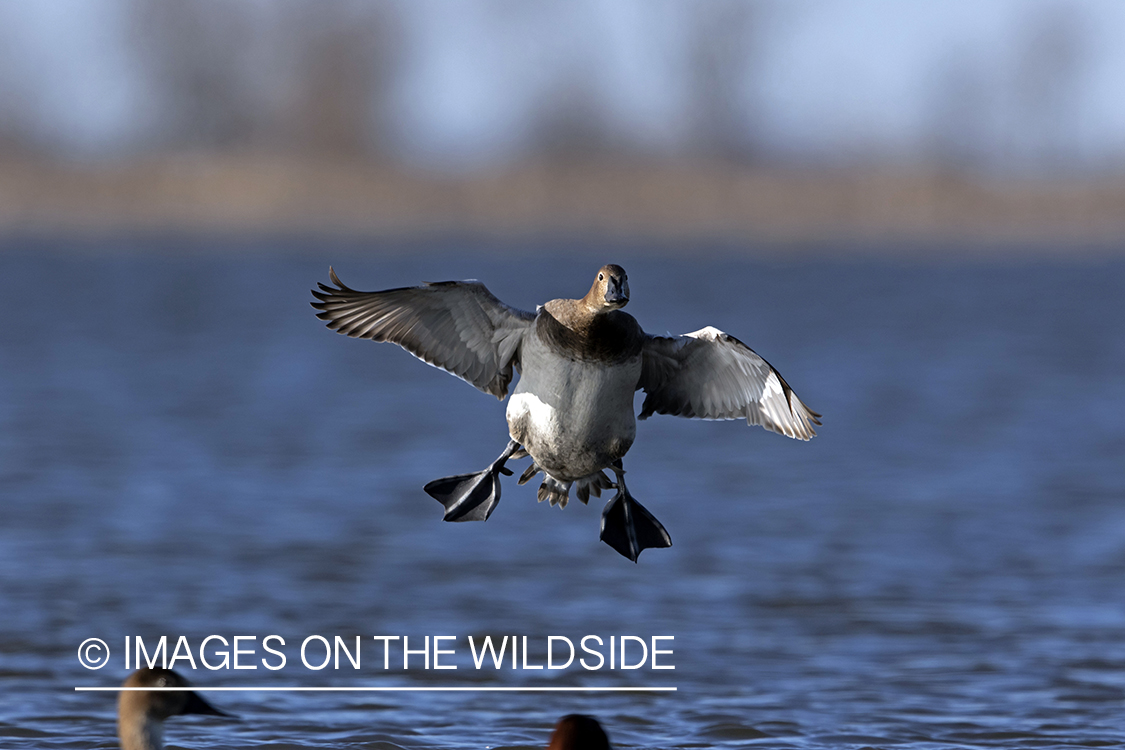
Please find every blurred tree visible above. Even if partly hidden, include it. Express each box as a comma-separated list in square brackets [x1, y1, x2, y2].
[928, 50, 996, 169]
[288, 26, 373, 157]
[502, 0, 619, 160]
[686, 0, 760, 162]
[533, 80, 617, 159]
[1011, 4, 1086, 169]
[128, 0, 398, 159]
[131, 0, 266, 149]
[281, 2, 400, 159]
[928, 3, 1089, 174]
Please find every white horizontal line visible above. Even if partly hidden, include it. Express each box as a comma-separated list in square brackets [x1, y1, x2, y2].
[76, 686, 676, 692]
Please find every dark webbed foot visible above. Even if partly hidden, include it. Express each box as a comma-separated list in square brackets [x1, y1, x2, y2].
[424, 440, 520, 522]
[599, 461, 672, 562]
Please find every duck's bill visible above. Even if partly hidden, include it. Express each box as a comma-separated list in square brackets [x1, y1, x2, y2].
[604, 277, 629, 306]
[183, 690, 235, 718]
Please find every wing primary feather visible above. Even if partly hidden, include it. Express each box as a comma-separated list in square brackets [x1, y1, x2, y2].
[311, 268, 531, 399]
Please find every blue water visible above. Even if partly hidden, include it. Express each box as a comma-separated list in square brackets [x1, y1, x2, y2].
[1, 240, 1124, 749]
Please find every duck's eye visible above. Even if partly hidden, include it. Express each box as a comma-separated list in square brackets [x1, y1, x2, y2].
[598, 273, 604, 281]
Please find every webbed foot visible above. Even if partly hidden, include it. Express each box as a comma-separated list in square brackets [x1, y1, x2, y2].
[424, 440, 519, 522]
[599, 462, 672, 562]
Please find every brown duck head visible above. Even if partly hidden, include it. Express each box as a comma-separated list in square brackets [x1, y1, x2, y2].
[582, 264, 630, 313]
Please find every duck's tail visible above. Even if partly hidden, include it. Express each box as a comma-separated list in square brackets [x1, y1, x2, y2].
[519, 463, 613, 509]
[537, 475, 572, 508]
[517, 461, 565, 505]
[575, 471, 614, 504]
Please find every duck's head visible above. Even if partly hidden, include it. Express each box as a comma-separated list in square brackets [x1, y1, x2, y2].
[586, 264, 629, 312]
[547, 714, 612, 750]
[118, 669, 231, 750]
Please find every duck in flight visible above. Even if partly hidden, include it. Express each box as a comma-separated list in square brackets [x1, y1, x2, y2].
[312, 264, 819, 561]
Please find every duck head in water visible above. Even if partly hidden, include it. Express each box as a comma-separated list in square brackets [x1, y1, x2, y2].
[547, 714, 612, 749]
[117, 668, 232, 750]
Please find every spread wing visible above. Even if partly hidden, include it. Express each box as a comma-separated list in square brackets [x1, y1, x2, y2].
[639, 326, 821, 440]
[311, 267, 535, 399]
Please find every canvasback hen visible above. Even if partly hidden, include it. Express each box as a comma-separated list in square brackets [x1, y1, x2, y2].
[117, 668, 231, 750]
[547, 714, 612, 749]
[312, 264, 819, 561]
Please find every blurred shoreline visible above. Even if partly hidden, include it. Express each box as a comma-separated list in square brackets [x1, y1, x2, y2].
[2, 155, 1124, 254]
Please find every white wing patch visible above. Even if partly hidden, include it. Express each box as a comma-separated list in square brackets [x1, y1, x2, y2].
[686, 326, 725, 340]
[763, 370, 784, 399]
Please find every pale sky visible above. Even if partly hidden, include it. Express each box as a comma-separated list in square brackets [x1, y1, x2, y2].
[1, 0, 1123, 171]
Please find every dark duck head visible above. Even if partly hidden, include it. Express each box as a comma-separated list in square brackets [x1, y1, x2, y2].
[547, 714, 613, 749]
